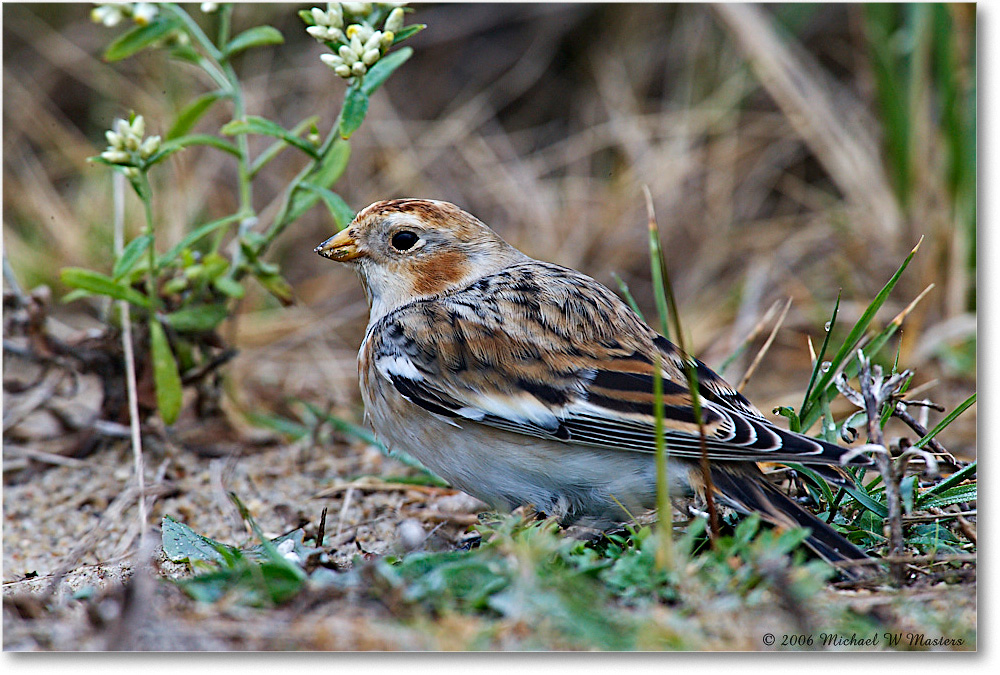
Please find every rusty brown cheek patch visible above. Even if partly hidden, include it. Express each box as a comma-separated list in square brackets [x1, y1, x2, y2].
[411, 250, 470, 296]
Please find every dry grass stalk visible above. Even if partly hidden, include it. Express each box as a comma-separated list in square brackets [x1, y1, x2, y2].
[737, 296, 792, 392]
[714, 3, 902, 242]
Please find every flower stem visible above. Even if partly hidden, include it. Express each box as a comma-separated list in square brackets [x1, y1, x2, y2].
[139, 173, 159, 310]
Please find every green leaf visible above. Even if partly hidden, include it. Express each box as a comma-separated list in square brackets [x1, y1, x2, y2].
[149, 318, 183, 424]
[284, 139, 351, 224]
[799, 239, 922, 431]
[297, 9, 317, 26]
[783, 463, 835, 510]
[800, 291, 840, 412]
[162, 304, 228, 333]
[841, 483, 888, 519]
[161, 515, 236, 563]
[773, 406, 801, 433]
[168, 91, 227, 140]
[224, 25, 284, 58]
[213, 276, 245, 299]
[298, 184, 355, 229]
[127, 172, 152, 202]
[222, 116, 320, 158]
[151, 135, 241, 164]
[168, 43, 202, 66]
[361, 47, 413, 96]
[61, 268, 151, 308]
[112, 235, 153, 280]
[918, 483, 977, 510]
[158, 214, 243, 268]
[339, 88, 369, 140]
[254, 272, 294, 306]
[87, 155, 118, 168]
[246, 411, 310, 439]
[60, 289, 93, 304]
[919, 460, 977, 501]
[104, 17, 182, 61]
[913, 393, 976, 449]
[611, 273, 645, 322]
[299, 399, 444, 481]
[249, 115, 321, 178]
[228, 493, 305, 579]
[391, 24, 425, 44]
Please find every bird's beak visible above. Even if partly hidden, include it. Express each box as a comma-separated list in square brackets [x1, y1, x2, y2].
[315, 229, 363, 262]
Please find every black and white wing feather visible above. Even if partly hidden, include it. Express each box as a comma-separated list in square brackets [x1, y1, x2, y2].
[365, 262, 871, 469]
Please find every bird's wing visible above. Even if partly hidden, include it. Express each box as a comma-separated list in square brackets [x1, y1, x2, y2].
[367, 262, 869, 467]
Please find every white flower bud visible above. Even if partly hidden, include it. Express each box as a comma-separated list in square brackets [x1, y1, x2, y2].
[346, 23, 372, 43]
[351, 61, 367, 76]
[124, 134, 140, 152]
[91, 6, 124, 27]
[101, 150, 131, 164]
[327, 4, 343, 27]
[311, 7, 328, 25]
[123, 167, 140, 179]
[380, 31, 394, 49]
[201, 2, 219, 13]
[342, 3, 372, 17]
[338, 44, 358, 65]
[334, 65, 352, 78]
[139, 135, 161, 159]
[320, 53, 344, 68]
[105, 130, 124, 149]
[384, 7, 405, 34]
[349, 34, 363, 55]
[363, 31, 383, 53]
[132, 3, 158, 26]
[306, 25, 328, 39]
[115, 118, 131, 137]
[362, 49, 380, 66]
[130, 115, 145, 139]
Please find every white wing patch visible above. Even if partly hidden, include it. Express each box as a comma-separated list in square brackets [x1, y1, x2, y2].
[376, 354, 422, 382]
[466, 392, 562, 432]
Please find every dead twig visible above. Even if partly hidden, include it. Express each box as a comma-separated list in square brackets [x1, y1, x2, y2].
[334, 487, 355, 542]
[315, 476, 458, 498]
[901, 510, 976, 523]
[737, 296, 792, 392]
[891, 402, 960, 468]
[852, 351, 917, 585]
[2, 445, 88, 468]
[316, 506, 329, 547]
[956, 515, 977, 545]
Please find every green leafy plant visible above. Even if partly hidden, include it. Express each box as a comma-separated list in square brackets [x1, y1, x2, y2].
[61, 3, 424, 424]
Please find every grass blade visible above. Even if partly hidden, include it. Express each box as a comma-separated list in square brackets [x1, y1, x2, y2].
[800, 290, 840, 411]
[799, 237, 923, 431]
[913, 393, 976, 450]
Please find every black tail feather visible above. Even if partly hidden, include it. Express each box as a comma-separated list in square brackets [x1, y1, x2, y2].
[710, 465, 871, 579]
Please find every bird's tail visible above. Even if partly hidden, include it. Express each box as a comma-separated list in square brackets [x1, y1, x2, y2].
[709, 464, 871, 579]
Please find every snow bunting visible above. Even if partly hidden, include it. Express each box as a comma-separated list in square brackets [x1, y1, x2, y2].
[316, 198, 871, 569]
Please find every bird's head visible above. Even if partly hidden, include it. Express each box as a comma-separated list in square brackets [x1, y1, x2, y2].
[315, 199, 526, 317]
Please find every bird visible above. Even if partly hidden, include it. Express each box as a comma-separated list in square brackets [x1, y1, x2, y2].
[315, 198, 872, 573]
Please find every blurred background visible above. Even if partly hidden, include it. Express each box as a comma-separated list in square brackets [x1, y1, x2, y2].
[3, 2, 976, 457]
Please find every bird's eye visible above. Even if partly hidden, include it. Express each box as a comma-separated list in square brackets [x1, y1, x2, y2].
[390, 230, 419, 251]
